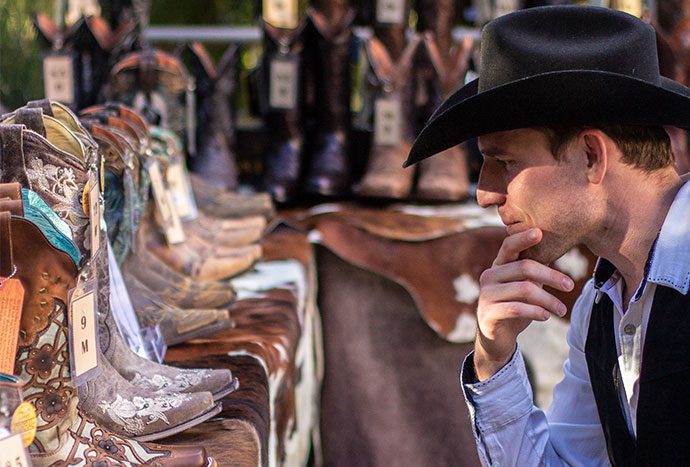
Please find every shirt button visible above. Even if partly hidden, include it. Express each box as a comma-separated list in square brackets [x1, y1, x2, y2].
[624, 324, 636, 336]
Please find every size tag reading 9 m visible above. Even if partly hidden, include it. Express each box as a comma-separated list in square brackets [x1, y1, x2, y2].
[68, 279, 101, 386]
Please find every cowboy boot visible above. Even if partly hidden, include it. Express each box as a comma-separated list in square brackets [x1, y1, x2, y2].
[189, 173, 275, 218]
[123, 271, 235, 347]
[0, 121, 224, 441]
[303, 3, 355, 196]
[182, 42, 240, 190]
[356, 33, 421, 199]
[261, 20, 307, 203]
[6, 213, 213, 466]
[414, 1, 473, 201]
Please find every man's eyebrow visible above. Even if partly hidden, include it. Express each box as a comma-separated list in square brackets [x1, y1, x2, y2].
[478, 146, 507, 157]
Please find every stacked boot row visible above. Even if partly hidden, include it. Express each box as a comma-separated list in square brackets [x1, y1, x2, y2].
[0, 98, 273, 466]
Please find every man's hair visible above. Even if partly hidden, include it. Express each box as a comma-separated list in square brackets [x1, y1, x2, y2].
[539, 125, 674, 171]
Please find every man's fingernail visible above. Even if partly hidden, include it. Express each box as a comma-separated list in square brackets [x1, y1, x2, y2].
[563, 278, 574, 290]
[529, 230, 538, 240]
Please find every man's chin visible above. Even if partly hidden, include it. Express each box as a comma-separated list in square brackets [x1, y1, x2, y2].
[518, 244, 563, 265]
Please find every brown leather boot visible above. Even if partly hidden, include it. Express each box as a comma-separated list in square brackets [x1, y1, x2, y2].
[303, 4, 355, 196]
[414, 24, 474, 201]
[356, 34, 421, 199]
[189, 173, 275, 218]
[6, 212, 213, 466]
[261, 20, 307, 203]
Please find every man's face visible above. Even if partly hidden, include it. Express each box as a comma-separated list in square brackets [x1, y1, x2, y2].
[477, 128, 593, 264]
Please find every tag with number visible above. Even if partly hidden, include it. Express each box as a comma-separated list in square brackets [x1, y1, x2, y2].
[166, 161, 198, 222]
[376, 0, 406, 25]
[613, 0, 641, 17]
[269, 58, 299, 110]
[67, 279, 101, 386]
[87, 173, 101, 260]
[0, 276, 24, 375]
[374, 97, 402, 146]
[494, 0, 521, 18]
[0, 433, 31, 467]
[10, 402, 36, 448]
[43, 53, 75, 104]
[263, 0, 299, 29]
[146, 159, 186, 245]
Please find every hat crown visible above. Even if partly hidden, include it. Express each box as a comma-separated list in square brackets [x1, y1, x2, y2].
[479, 6, 660, 92]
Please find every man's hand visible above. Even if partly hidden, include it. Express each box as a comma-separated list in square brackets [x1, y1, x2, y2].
[473, 228, 575, 381]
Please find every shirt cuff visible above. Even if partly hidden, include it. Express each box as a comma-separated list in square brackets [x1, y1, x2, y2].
[461, 346, 534, 434]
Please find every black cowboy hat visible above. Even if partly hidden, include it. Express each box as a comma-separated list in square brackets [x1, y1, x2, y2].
[404, 6, 690, 167]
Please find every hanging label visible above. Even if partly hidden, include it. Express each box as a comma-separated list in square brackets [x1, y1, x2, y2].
[0, 433, 31, 467]
[166, 161, 198, 222]
[67, 279, 101, 386]
[87, 173, 101, 260]
[376, 0, 406, 25]
[494, 0, 521, 19]
[613, 0, 641, 17]
[269, 58, 299, 110]
[263, 0, 299, 29]
[10, 402, 36, 448]
[374, 97, 402, 146]
[43, 54, 74, 104]
[146, 159, 186, 245]
[0, 277, 24, 375]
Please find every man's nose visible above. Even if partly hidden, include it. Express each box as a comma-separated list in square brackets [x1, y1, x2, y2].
[476, 167, 506, 208]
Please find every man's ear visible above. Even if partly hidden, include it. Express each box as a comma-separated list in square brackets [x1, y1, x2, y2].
[581, 130, 608, 185]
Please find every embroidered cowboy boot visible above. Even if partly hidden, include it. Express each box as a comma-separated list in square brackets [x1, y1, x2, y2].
[6, 204, 213, 466]
[11, 101, 240, 400]
[0, 120, 223, 442]
[182, 42, 239, 190]
[356, 33, 421, 199]
[414, 0, 473, 201]
[261, 20, 307, 203]
[303, 2, 355, 196]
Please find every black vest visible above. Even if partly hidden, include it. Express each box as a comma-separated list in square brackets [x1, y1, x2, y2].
[585, 265, 690, 466]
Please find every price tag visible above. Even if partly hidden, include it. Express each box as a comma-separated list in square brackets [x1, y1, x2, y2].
[146, 159, 186, 245]
[0, 276, 24, 374]
[374, 97, 402, 146]
[494, 0, 520, 18]
[166, 161, 198, 222]
[66, 0, 101, 25]
[263, 0, 299, 29]
[87, 173, 101, 260]
[269, 58, 299, 110]
[613, 0, 641, 17]
[0, 433, 31, 467]
[10, 402, 36, 448]
[42, 54, 74, 104]
[67, 279, 101, 386]
[376, 0, 406, 25]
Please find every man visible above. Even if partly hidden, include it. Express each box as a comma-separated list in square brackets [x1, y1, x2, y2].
[404, 5, 690, 466]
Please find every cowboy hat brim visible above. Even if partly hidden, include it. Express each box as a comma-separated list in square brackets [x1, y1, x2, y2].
[404, 70, 690, 167]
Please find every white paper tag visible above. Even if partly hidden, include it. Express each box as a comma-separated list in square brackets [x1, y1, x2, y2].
[614, 0, 641, 17]
[376, 0, 406, 24]
[269, 58, 299, 110]
[263, 0, 299, 29]
[88, 173, 101, 260]
[68, 280, 100, 386]
[166, 161, 198, 222]
[0, 433, 31, 467]
[147, 159, 186, 245]
[43, 54, 74, 104]
[374, 97, 402, 146]
[494, 0, 521, 18]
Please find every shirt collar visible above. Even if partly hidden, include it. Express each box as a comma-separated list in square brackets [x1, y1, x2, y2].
[646, 176, 690, 294]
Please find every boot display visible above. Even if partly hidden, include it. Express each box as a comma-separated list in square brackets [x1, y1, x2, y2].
[5, 206, 214, 466]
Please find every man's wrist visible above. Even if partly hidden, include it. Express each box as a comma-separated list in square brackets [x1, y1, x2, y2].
[473, 339, 517, 381]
